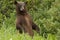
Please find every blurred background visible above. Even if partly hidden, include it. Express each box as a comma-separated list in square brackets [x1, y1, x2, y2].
[0, 0, 60, 40]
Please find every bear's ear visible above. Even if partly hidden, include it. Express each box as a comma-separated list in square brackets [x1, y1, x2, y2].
[14, 0, 17, 5]
[24, 1, 28, 5]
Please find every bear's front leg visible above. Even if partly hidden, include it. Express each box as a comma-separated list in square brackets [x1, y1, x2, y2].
[16, 24, 23, 34]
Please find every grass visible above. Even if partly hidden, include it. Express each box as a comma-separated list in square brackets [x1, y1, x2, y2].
[0, 1, 60, 39]
[0, 17, 58, 40]
[0, 27, 57, 40]
[0, 12, 58, 40]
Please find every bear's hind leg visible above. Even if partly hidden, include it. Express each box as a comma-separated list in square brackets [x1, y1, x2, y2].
[24, 26, 34, 37]
[32, 22, 40, 35]
[16, 24, 23, 33]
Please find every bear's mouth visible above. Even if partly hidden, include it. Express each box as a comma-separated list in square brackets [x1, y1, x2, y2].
[20, 10, 26, 13]
[19, 8, 26, 13]
[20, 9, 25, 12]
[20, 11, 24, 12]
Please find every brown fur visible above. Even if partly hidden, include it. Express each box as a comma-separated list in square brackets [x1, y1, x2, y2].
[14, 1, 40, 37]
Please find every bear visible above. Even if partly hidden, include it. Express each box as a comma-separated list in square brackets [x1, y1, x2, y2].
[14, 0, 40, 37]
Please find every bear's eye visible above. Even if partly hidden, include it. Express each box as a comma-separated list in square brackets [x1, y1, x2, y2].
[17, 5, 21, 9]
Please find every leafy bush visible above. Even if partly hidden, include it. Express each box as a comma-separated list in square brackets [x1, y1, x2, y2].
[0, 0, 60, 40]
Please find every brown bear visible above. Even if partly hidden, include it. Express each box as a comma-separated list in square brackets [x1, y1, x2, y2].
[14, 0, 40, 37]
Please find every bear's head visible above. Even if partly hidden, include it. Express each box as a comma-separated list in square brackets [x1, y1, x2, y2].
[14, 1, 27, 13]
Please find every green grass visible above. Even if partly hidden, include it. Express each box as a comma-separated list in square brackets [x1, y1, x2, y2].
[0, 10, 59, 40]
[0, 12, 58, 40]
[0, 27, 57, 40]
[0, 0, 60, 40]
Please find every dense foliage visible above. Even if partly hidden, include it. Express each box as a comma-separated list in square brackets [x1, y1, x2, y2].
[0, 0, 60, 40]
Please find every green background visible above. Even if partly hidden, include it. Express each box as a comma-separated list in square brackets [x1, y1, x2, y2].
[0, 0, 60, 40]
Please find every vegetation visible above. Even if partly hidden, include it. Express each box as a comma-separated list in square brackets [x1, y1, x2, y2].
[0, 0, 60, 40]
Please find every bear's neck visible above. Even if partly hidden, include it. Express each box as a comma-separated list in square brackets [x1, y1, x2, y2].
[16, 9, 28, 16]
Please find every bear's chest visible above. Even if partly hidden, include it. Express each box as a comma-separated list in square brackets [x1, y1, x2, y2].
[16, 15, 31, 25]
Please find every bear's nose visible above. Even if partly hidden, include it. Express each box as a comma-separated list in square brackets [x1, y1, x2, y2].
[20, 6, 24, 11]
